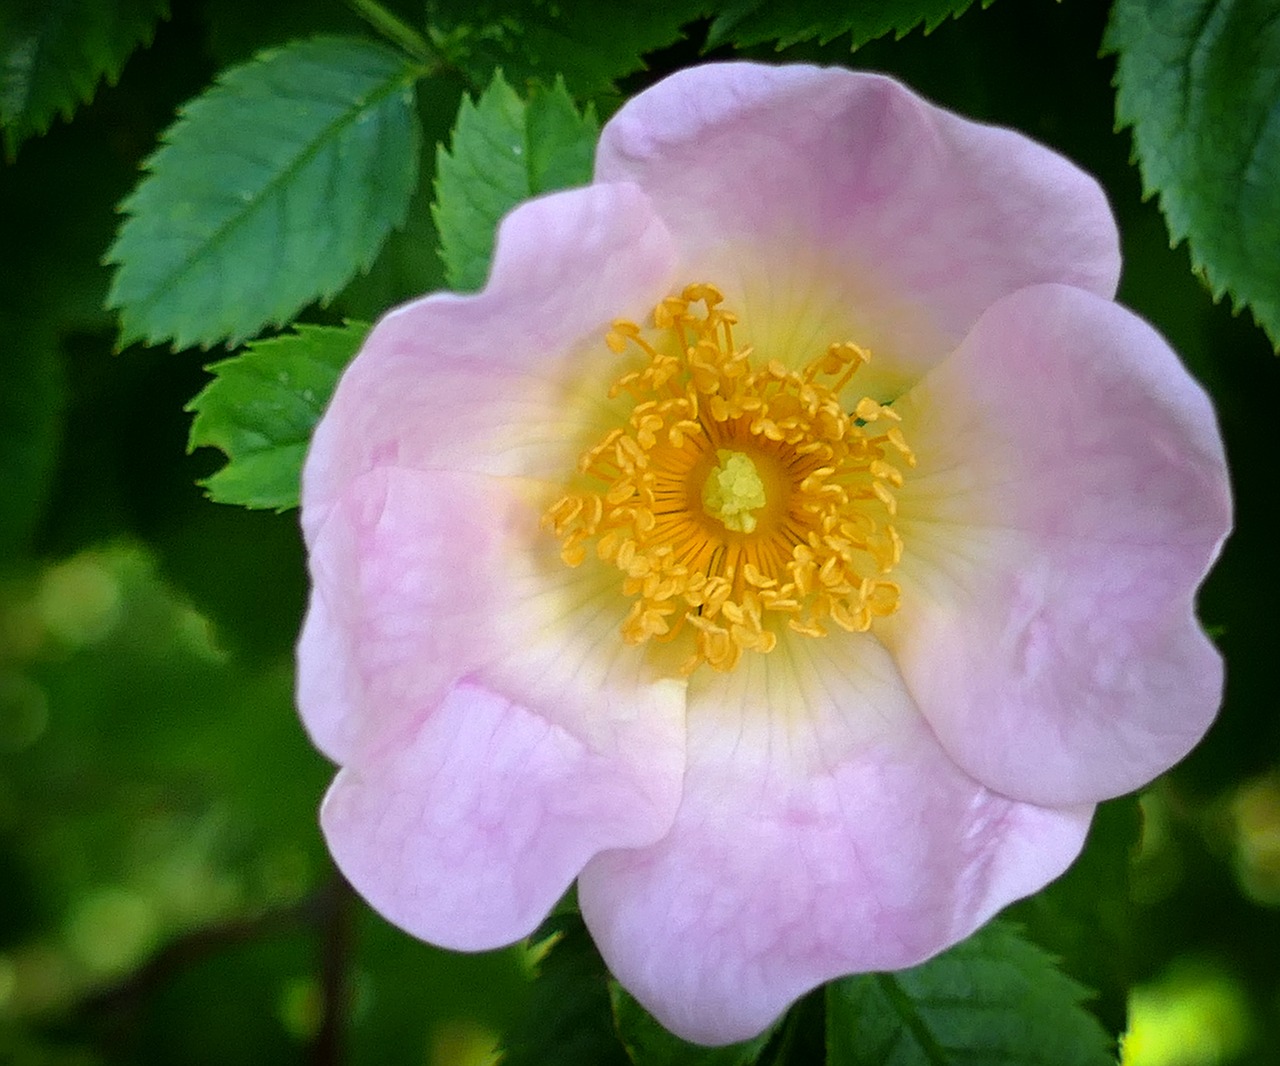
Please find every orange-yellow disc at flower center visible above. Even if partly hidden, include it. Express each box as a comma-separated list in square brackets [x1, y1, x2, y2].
[544, 284, 915, 674]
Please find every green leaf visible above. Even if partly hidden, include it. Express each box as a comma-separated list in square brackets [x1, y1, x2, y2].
[105, 36, 423, 350]
[425, 0, 704, 97]
[705, 0, 993, 50]
[334, 79, 460, 320]
[186, 321, 368, 510]
[826, 921, 1114, 1066]
[0, 0, 168, 157]
[1006, 796, 1142, 1041]
[433, 71, 597, 292]
[1105, 0, 1280, 349]
[610, 984, 773, 1066]
[498, 913, 630, 1066]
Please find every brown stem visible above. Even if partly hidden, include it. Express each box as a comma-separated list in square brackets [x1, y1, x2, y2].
[310, 870, 357, 1066]
[82, 896, 317, 1017]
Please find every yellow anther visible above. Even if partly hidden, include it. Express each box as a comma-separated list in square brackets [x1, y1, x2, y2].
[542, 284, 910, 673]
[854, 397, 889, 422]
[870, 459, 904, 487]
[885, 426, 916, 466]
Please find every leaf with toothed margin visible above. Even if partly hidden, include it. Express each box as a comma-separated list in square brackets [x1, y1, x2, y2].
[1105, 0, 1280, 349]
[424, 0, 704, 98]
[610, 983, 776, 1066]
[432, 71, 598, 293]
[0, 0, 169, 157]
[1006, 795, 1142, 1042]
[705, 0, 996, 50]
[106, 36, 422, 350]
[826, 920, 1114, 1066]
[497, 913, 631, 1066]
[186, 321, 368, 510]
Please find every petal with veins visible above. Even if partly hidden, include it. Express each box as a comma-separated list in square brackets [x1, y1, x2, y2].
[298, 466, 685, 792]
[579, 633, 1091, 1045]
[883, 283, 1231, 806]
[323, 676, 682, 951]
[301, 182, 677, 541]
[597, 63, 1119, 397]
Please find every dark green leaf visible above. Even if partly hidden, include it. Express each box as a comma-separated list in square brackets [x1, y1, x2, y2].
[706, 0, 993, 50]
[334, 71, 463, 320]
[498, 913, 630, 1066]
[1006, 796, 1142, 1041]
[186, 321, 368, 510]
[0, 0, 168, 157]
[610, 984, 774, 1066]
[426, 0, 703, 97]
[826, 921, 1114, 1066]
[1106, 0, 1280, 349]
[106, 36, 423, 350]
[433, 71, 597, 292]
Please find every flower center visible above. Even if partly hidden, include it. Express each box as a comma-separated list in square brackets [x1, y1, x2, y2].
[702, 450, 766, 533]
[543, 283, 915, 674]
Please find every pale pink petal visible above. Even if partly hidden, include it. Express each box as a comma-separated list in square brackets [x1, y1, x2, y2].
[882, 283, 1231, 807]
[301, 466, 686, 945]
[297, 466, 501, 763]
[578, 634, 1091, 1045]
[297, 464, 685, 792]
[596, 63, 1119, 398]
[322, 677, 678, 950]
[301, 182, 677, 541]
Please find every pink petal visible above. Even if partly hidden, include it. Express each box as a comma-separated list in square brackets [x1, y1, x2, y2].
[297, 465, 504, 763]
[301, 182, 677, 541]
[596, 63, 1119, 399]
[578, 634, 1091, 1045]
[297, 461, 684, 772]
[883, 283, 1231, 807]
[301, 467, 686, 945]
[322, 676, 679, 950]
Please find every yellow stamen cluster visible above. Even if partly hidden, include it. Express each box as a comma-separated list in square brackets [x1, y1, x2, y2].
[542, 283, 915, 674]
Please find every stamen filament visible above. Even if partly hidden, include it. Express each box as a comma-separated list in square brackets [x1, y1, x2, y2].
[542, 284, 911, 674]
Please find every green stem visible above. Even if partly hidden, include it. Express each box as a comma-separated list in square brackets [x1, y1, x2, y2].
[345, 0, 438, 65]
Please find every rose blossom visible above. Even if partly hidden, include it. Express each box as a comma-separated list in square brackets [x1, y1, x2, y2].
[296, 63, 1231, 1044]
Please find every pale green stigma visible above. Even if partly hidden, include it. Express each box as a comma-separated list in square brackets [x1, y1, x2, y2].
[701, 449, 767, 533]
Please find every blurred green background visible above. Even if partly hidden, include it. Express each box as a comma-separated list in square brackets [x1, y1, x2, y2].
[2, 0, 1278, 1062]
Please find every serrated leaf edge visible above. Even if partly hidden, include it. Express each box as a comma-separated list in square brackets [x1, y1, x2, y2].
[105, 36, 425, 351]
[707, 0, 995, 53]
[1, 0, 171, 156]
[185, 319, 368, 511]
[1102, 1, 1280, 350]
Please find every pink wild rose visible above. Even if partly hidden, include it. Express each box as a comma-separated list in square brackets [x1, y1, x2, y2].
[296, 63, 1231, 1045]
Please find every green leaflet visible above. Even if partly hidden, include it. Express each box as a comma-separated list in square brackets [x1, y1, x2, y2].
[433, 71, 597, 292]
[610, 985, 775, 1066]
[425, 0, 704, 97]
[187, 321, 368, 510]
[0, 0, 168, 157]
[1006, 796, 1143, 1041]
[706, 0, 993, 50]
[1106, 0, 1280, 349]
[498, 914, 631, 1066]
[106, 36, 423, 350]
[826, 921, 1114, 1066]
